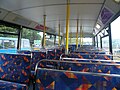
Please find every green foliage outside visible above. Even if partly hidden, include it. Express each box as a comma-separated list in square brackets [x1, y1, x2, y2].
[22, 28, 41, 46]
[0, 25, 42, 48]
[0, 25, 17, 38]
[0, 25, 58, 49]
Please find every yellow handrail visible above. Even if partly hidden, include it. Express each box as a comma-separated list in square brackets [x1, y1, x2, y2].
[65, 0, 70, 54]
[80, 26, 82, 47]
[58, 23, 61, 46]
[43, 15, 46, 48]
[76, 19, 79, 49]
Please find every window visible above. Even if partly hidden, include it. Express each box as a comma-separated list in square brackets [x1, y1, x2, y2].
[83, 38, 92, 45]
[22, 28, 42, 50]
[97, 34, 101, 48]
[22, 39, 31, 48]
[0, 40, 3, 49]
[68, 38, 77, 44]
[56, 36, 59, 45]
[102, 36, 109, 52]
[0, 25, 18, 34]
[67, 37, 92, 45]
[45, 34, 55, 47]
[0, 31, 18, 54]
[3, 40, 15, 49]
[111, 16, 120, 55]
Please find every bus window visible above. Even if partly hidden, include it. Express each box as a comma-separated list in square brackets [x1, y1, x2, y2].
[83, 38, 92, 45]
[0, 40, 3, 49]
[111, 16, 120, 55]
[22, 28, 42, 50]
[21, 39, 31, 50]
[0, 37, 31, 53]
[102, 36, 109, 53]
[3, 40, 15, 49]
[46, 34, 55, 47]
[23, 40, 30, 48]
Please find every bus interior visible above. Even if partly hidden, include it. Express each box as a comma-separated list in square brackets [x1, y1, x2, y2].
[0, 0, 120, 90]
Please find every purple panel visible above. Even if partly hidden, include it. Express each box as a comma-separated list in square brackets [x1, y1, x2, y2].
[100, 7, 114, 24]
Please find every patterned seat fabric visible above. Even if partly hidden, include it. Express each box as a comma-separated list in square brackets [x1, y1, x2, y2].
[38, 60, 120, 74]
[75, 51, 106, 54]
[0, 80, 28, 90]
[35, 69, 120, 90]
[17, 50, 46, 71]
[38, 60, 59, 69]
[47, 49, 56, 60]
[56, 48, 63, 60]
[17, 50, 31, 54]
[62, 47, 65, 54]
[62, 53, 112, 60]
[18, 50, 46, 80]
[0, 53, 31, 84]
[31, 51, 46, 71]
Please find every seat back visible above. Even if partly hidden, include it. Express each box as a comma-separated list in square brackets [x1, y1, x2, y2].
[62, 53, 112, 60]
[0, 53, 31, 84]
[35, 68, 120, 90]
[31, 51, 46, 70]
[38, 60, 120, 74]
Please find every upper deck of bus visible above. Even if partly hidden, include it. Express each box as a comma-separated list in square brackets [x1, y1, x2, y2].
[0, 0, 119, 54]
[0, 1, 120, 90]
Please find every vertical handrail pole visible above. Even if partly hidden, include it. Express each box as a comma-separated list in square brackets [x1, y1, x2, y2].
[43, 15, 46, 48]
[80, 26, 82, 47]
[82, 29, 84, 46]
[65, 0, 70, 54]
[108, 23, 113, 54]
[76, 19, 79, 49]
[58, 22, 61, 46]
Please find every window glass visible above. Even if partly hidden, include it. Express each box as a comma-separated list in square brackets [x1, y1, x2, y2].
[0, 40, 3, 49]
[95, 36, 99, 47]
[68, 37, 92, 45]
[4, 40, 15, 49]
[68, 38, 76, 44]
[22, 28, 42, 50]
[0, 35, 18, 53]
[111, 16, 120, 55]
[102, 36, 109, 53]
[97, 35, 101, 48]
[0, 25, 18, 33]
[45, 34, 55, 47]
[83, 38, 92, 45]
[56, 36, 59, 45]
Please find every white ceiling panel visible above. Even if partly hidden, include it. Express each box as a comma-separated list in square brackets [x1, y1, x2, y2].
[0, 0, 66, 11]
[70, 0, 104, 3]
[0, 0, 106, 37]
[70, 4, 102, 19]
[0, 8, 9, 20]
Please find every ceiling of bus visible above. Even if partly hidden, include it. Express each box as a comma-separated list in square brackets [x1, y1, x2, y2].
[0, 0, 120, 37]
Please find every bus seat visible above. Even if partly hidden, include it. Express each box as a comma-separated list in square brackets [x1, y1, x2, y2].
[38, 60, 120, 74]
[47, 49, 56, 60]
[62, 53, 112, 60]
[0, 53, 31, 89]
[31, 51, 46, 71]
[18, 50, 47, 80]
[56, 48, 63, 60]
[0, 80, 28, 90]
[35, 69, 120, 90]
